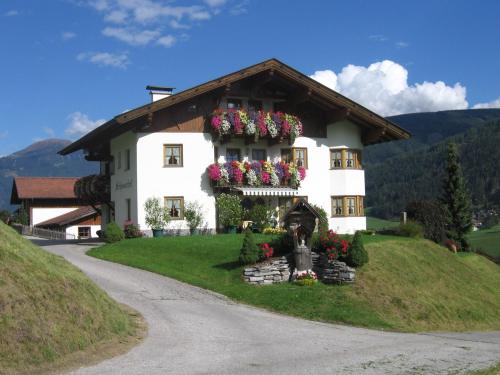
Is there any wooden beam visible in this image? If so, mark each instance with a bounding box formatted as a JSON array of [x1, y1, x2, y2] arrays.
[[362, 128, 386, 145], [289, 88, 312, 106], [326, 108, 351, 123]]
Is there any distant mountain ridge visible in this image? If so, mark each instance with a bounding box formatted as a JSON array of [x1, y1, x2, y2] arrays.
[[365, 109, 500, 218], [0, 139, 99, 210]]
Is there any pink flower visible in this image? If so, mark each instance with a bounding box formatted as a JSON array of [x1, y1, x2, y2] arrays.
[[211, 115, 222, 130], [298, 166, 306, 180], [281, 120, 291, 136], [261, 171, 270, 184], [207, 164, 221, 181], [257, 111, 267, 136], [233, 111, 243, 133], [232, 168, 243, 184]]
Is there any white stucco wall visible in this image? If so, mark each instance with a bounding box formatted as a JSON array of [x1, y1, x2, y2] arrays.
[[31, 207, 79, 226], [135, 132, 216, 233], [66, 225, 101, 239], [110, 131, 138, 227]]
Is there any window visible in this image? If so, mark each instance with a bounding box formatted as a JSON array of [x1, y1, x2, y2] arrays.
[[226, 148, 241, 162], [78, 226, 91, 239], [252, 149, 266, 161], [281, 148, 292, 163], [126, 198, 131, 221], [164, 145, 183, 167], [331, 196, 364, 217], [117, 151, 122, 169], [330, 150, 342, 169], [248, 100, 262, 111], [330, 149, 362, 169], [227, 98, 242, 109], [125, 149, 131, 170], [164, 197, 184, 220], [331, 197, 343, 216], [293, 148, 308, 168], [282, 148, 308, 168]]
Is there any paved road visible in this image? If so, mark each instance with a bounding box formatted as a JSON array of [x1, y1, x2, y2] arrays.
[[36, 240, 500, 375]]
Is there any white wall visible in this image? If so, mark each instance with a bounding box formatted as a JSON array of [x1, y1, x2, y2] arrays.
[[66, 225, 101, 239], [329, 216, 367, 234], [110, 131, 138, 228], [32, 207, 79, 226], [135, 132, 216, 233]]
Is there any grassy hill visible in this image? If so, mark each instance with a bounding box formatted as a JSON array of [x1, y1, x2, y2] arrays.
[[469, 225, 500, 262], [88, 234, 500, 332], [0, 222, 142, 374]]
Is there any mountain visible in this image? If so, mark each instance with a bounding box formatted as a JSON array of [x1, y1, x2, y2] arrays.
[[0, 139, 98, 210], [366, 109, 500, 218]]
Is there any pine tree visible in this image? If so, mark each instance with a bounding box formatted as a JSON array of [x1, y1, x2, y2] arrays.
[[441, 142, 472, 250], [346, 231, 368, 268], [239, 228, 260, 265]]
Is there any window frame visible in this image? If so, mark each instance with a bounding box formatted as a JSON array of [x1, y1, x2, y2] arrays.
[[329, 149, 362, 169], [163, 144, 183, 167], [164, 196, 184, 220], [251, 148, 267, 162], [78, 226, 91, 239], [125, 149, 131, 171], [292, 147, 308, 169], [331, 196, 364, 217]]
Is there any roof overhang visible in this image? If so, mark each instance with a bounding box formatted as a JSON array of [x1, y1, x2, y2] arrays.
[[59, 58, 411, 156]]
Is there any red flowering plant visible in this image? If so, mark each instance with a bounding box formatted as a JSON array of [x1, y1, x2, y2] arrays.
[[259, 243, 274, 259], [319, 230, 351, 260]]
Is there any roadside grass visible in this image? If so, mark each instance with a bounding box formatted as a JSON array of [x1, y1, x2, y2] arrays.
[[470, 363, 500, 375], [469, 225, 500, 261], [366, 216, 399, 230], [88, 233, 500, 332], [0, 222, 144, 375]]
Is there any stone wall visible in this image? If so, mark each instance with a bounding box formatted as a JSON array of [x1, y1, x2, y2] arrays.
[[316, 255, 356, 284], [243, 256, 291, 285]]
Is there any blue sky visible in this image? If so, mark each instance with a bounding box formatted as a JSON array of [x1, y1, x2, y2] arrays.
[[1, 0, 500, 155]]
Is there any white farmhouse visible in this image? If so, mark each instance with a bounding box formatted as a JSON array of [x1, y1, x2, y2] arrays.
[[60, 59, 410, 234]]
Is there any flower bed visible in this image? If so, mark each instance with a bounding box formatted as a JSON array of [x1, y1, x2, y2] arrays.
[[208, 160, 306, 188], [211, 108, 303, 143]]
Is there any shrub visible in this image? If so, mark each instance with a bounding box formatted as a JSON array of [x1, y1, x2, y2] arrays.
[[217, 193, 243, 228], [239, 228, 260, 265], [270, 231, 294, 256], [399, 220, 424, 238], [406, 200, 447, 243], [144, 197, 170, 230], [105, 222, 125, 243], [184, 201, 204, 234], [123, 221, 143, 238], [319, 230, 350, 260], [346, 231, 368, 267], [246, 204, 273, 232], [294, 270, 318, 286]]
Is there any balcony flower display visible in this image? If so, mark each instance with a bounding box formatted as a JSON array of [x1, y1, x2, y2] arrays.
[[207, 160, 306, 188], [211, 108, 303, 142]]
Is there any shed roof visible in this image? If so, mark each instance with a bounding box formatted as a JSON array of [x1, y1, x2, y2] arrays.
[[10, 177, 78, 204], [36, 206, 98, 227]]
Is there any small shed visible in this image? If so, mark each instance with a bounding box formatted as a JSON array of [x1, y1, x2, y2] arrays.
[[282, 199, 322, 251]]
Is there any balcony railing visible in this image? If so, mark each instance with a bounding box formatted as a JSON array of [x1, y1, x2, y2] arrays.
[[207, 160, 306, 189]]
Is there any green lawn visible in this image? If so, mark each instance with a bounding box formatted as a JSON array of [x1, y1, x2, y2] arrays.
[[366, 216, 399, 230], [88, 233, 500, 332], [469, 225, 500, 261]]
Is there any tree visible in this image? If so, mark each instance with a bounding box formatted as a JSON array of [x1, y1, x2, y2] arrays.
[[239, 228, 260, 265], [144, 197, 171, 230], [441, 142, 472, 250], [346, 231, 368, 268]]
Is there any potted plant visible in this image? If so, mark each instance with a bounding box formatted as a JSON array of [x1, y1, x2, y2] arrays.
[[216, 193, 243, 233], [184, 201, 204, 235], [144, 197, 171, 237]]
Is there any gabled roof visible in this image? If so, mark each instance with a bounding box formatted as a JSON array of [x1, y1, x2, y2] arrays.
[[36, 206, 98, 227], [59, 58, 410, 156], [283, 198, 322, 221], [10, 177, 78, 204]]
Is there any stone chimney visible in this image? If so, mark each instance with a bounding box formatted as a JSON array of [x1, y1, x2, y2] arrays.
[[146, 85, 175, 102]]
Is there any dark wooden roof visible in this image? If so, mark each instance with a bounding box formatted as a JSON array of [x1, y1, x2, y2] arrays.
[[59, 58, 410, 156], [10, 177, 79, 204]]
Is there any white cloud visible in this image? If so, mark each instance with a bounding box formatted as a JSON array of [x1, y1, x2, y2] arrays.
[[65, 112, 106, 138], [472, 98, 500, 109], [102, 27, 160, 45], [230, 1, 249, 15], [77, 51, 130, 69], [157, 35, 176, 48], [169, 19, 190, 29], [61, 31, 77, 41], [310, 60, 468, 116], [204, 0, 227, 7], [396, 41, 409, 48], [5, 10, 19, 17], [104, 9, 127, 23], [0, 130, 8, 140]]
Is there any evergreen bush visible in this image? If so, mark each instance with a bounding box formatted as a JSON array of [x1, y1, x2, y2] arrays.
[[346, 231, 368, 268], [399, 220, 424, 238], [104, 222, 125, 243], [239, 228, 260, 265]]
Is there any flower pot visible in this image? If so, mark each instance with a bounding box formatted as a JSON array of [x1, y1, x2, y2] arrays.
[[152, 229, 164, 237], [226, 225, 237, 234]]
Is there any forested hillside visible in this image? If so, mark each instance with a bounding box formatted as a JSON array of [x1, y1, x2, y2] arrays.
[[366, 118, 500, 218]]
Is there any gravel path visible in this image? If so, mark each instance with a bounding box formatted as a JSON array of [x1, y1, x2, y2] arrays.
[[36, 240, 500, 375]]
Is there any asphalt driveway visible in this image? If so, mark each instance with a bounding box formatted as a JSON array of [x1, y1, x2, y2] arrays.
[[36, 239, 500, 375]]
